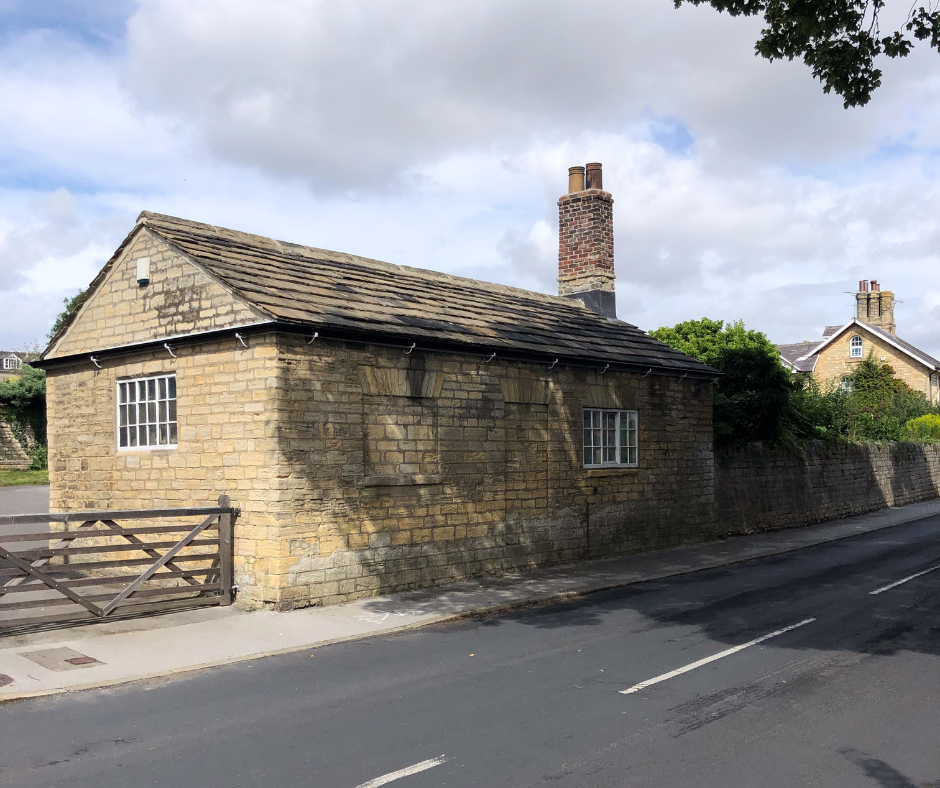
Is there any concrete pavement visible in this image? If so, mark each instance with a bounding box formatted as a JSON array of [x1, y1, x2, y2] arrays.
[[2, 495, 939, 702]]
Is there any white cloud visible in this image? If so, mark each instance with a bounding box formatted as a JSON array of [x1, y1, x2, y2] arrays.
[[0, 0, 938, 361]]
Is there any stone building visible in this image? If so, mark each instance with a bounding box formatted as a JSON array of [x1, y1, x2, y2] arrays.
[[35, 163, 719, 610], [778, 280, 940, 403]]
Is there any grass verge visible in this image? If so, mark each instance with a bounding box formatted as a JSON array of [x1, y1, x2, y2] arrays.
[[0, 469, 49, 487]]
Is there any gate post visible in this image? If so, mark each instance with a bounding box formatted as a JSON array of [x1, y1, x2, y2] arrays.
[[218, 494, 235, 605]]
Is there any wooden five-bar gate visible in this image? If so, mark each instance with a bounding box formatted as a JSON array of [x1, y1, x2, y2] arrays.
[[0, 495, 237, 632]]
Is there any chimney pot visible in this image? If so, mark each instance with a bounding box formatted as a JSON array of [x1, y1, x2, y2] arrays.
[[567, 166, 586, 194], [856, 279, 896, 334], [586, 162, 603, 190], [858, 280, 869, 292]]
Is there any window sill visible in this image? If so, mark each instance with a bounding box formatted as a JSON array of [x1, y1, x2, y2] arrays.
[[117, 447, 178, 453], [584, 467, 639, 476], [362, 474, 442, 487]]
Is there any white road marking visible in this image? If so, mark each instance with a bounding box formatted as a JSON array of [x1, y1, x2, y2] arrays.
[[353, 755, 450, 788], [870, 564, 940, 595], [619, 618, 816, 695]]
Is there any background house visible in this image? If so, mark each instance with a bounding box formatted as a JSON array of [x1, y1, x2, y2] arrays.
[[777, 280, 940, 403], [0, 351, 36, 383], [36, 164, 719, 610]]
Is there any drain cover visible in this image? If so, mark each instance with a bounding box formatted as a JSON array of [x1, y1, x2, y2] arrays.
[[0, 674, 12, 688], [66, 656, 98, 666]]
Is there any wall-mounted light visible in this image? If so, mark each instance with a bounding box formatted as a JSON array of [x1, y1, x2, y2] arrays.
[[136, 257, 151, 287]]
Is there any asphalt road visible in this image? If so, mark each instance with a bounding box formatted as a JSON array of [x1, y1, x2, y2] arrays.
[[2, 514, 940, 788], [0, 484, 49, 517]]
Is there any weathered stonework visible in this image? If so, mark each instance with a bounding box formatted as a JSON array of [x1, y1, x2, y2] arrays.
[[717, 441, 940, 534], [46, 228, 265, 360], [557, 189, 614, 297], [0, 421, 30, 469], [46, 326, 718, 610]]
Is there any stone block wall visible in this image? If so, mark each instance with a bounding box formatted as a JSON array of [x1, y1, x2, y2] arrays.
[[269, 335, 717, 609], [46, 331, 717, 610], [716, 440, 940, 535], [45, 332, 285, 609], [0, 421, 30, 469]]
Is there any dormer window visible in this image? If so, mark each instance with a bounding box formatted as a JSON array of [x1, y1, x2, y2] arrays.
[[3, 356, 22, 370], [850, 336, 863, 358]]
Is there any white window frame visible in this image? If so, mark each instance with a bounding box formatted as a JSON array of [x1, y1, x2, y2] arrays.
[[839, 377, 855, 393], [850, 335, 863, 358], [116, 374, 178, 451], [583, 408, 638, 468], [3, 356, 22, 370]]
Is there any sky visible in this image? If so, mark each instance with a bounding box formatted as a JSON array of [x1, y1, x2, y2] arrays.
[[2, 0, 940, 357]]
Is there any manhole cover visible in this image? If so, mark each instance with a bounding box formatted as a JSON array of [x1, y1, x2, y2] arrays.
[[66, 656, 98, 666], [0, 674, 12, 688]]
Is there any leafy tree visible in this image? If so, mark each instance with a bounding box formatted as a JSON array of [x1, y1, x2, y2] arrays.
[[843, 354, 934, 439], [650, 317, 795, 443], [47, 288, 86, 342], [786, 373, 851, 438], [674, 1, 940, 107]]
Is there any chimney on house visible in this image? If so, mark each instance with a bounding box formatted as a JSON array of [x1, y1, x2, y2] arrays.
[[557, 162, 615, 317], [856, 279, 896, 335]]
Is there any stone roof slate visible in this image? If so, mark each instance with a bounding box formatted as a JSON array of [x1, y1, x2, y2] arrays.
[[130, 212, 715, 376], [776, 341, 818, 373]]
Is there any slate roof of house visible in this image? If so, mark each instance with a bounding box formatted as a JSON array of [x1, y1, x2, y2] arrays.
[[55, 211, 714, 376], [776, 341, 819, 373]]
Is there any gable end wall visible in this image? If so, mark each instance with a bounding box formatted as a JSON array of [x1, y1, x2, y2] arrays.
[[47, 228, 263, 359]]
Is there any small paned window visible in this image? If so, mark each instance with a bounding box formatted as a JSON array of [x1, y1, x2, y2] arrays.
[[583, 409, 638, 468], [850, 336, 863, 358], [840, 377, 855, 393], [117, 375, 177, 450], [3, 356, 22, 370]]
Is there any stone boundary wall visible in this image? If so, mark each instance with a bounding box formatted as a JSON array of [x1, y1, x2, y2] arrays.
[[0, 421, 30, 470], [716, 441, 940, 535]]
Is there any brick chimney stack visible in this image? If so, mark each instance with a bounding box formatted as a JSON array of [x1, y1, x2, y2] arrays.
[[856, 279, 896, 334], [557, 162, 615, 317]]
